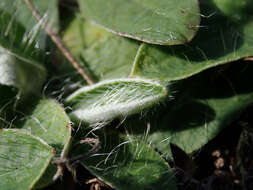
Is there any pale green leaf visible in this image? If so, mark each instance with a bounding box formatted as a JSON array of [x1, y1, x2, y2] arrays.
[[66, 78, 167, 124], [0, 49, 47, 95]]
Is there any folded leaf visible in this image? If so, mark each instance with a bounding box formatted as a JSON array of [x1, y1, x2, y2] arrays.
[[0, 49, 46, 95], [66, 78, 167, 124]]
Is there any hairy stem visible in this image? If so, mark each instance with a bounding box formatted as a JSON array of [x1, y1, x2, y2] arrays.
[[24, 0, 94, 85]]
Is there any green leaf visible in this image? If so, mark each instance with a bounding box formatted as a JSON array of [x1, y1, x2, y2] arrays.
[[20, 99, 72, 188], [79, 0, 200, 45], [65, 78, 167, 125], [81, 31, 139, 80], [0, 129, 54, 190], [63, 17, 139, 80], [22, 99, 71, 155], [76, 131, 177, 190], [131, 0, 253, 81], [63, 15, 112, 55], [127, 62, 253, 157]]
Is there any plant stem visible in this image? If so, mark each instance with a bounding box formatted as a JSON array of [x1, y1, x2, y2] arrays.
[[24, 0, 94, 85], [129, 43, 147, 77]]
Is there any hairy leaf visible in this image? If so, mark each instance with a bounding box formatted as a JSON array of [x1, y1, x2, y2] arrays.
[[76, 131, 177, 190], [131, 0, 253, 81], [0, 129, 54, 190], [66, 78, 167, 125], [0, 49, 47, 95], [79, 0, 200, 45], [22, 99, 71, 154], [20, 99, 72, 188]]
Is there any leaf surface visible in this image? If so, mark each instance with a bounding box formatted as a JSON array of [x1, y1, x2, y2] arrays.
[[126, 62, 253, 157], [22, 99, 71, 155], [63, 17, 139, 80], [131, 0, 253, 81], [0, 49, 47, 95], [79, 0, 200, 45], [75, 131, 177, 190], [21, 99, 72, 188], [0, 129, 54, 190]]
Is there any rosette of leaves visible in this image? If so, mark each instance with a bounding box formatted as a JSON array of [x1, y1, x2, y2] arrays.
[[1, 0, 253, 189]]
